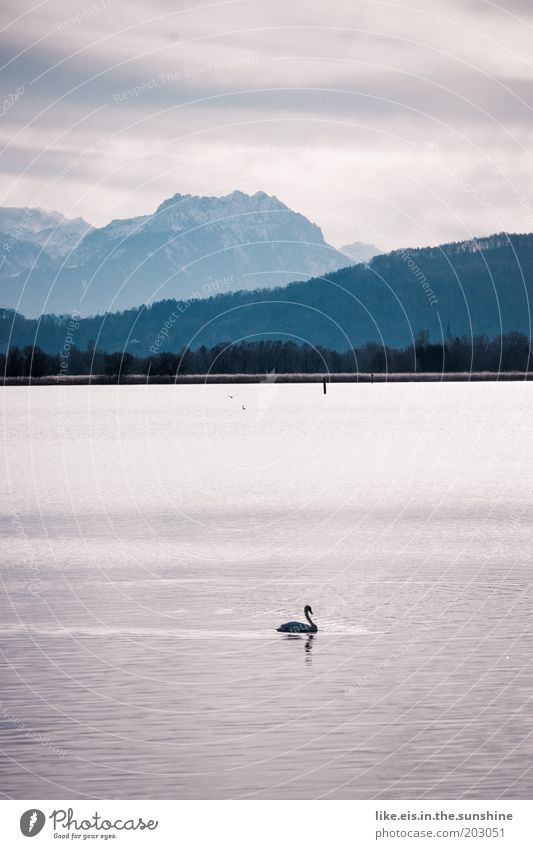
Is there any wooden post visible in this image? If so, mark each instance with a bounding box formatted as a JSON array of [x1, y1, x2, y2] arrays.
[[323, 377, 327, 394]]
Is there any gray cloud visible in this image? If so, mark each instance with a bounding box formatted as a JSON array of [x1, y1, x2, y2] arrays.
[[1, 0, 533, 247]]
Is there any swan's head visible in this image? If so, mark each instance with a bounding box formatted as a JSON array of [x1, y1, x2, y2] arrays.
[[304, 605, 313, 616]]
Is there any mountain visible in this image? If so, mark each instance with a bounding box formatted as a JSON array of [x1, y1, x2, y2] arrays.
[[0, 192, 348, 317], [0, 207, 93, 264], [2, 232, 532, 357], [0, 232, 54, 277], [339, 241, 381, 263]]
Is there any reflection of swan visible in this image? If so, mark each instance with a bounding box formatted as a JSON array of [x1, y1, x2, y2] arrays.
[[277, 605, 317, 634], [281, 633, 314, 662]]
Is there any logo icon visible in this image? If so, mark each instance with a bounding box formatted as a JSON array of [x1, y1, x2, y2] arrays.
[[20, 810, 45, 837]]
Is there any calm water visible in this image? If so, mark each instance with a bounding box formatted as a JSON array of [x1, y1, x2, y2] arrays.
[[1, 382, 532, 799]]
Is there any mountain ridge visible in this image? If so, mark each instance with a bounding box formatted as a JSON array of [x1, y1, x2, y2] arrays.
[[0, 191, 348, 316], [0, 207, 93, 263], [339, 241, 381, 263], [1, 230, 531, 356]]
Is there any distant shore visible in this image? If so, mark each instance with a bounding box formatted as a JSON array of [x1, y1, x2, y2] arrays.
[[2, 372, 533, 386]]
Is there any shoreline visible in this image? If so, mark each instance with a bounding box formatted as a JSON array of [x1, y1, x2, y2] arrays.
[[2, 371, 533, 386]]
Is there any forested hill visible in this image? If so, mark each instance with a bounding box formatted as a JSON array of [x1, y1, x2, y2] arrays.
[[1, 232, 532, 355]]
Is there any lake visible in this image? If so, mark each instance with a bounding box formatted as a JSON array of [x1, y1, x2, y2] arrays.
[[1, 382, 532, 799]]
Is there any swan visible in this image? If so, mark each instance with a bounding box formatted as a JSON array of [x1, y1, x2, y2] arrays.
[[277, 605, 317, 634]]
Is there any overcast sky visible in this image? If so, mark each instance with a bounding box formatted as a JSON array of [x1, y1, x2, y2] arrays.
[[1, 0, 533, 248]]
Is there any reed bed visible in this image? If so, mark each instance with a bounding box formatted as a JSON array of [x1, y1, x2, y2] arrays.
[[3, 371, 533, 386]]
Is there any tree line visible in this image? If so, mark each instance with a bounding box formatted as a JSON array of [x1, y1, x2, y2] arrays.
[[1, 332, 531, 379]]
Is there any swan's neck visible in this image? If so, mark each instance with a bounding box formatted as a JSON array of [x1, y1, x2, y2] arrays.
[[305, 609, 314, 626]]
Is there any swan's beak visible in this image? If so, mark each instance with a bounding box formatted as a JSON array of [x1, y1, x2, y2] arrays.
[[309, 607, 313, 615]]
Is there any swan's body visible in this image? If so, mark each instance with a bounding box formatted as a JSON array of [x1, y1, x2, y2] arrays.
[[277, 605, 317, 634]]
